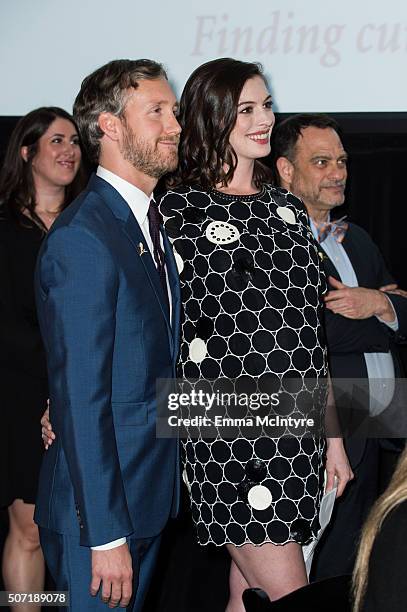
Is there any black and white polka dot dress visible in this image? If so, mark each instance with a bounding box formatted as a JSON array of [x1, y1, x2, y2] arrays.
[[159, 184, 328, 547]]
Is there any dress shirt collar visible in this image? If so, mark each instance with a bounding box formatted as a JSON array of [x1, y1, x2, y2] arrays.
[[96, 165, 151, 227]]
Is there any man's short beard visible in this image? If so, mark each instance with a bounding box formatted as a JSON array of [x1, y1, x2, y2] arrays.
[[120, 123, 178, 179]]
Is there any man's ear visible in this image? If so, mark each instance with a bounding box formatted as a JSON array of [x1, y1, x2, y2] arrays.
[[98, 112, 121, 142], [21, 146, 29, 162], [276, 156, 294, 189]]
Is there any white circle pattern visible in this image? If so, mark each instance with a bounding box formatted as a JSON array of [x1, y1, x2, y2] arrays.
[[173, 248, 184, 274], [276, 206, 297, 225], [189, 338, 207, 364], [206, 221, 241, 244], [248, 485, 273, 511]]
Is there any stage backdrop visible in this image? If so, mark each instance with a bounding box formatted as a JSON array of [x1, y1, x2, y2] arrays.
[[1, 0, 407, 115]]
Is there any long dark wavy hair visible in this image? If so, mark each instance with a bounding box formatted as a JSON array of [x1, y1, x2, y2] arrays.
[[169, 57, 272, 191], [0, 106, 85, 230]]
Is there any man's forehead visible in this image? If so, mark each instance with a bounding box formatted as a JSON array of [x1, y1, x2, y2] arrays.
[[297, 126, 345, 156]]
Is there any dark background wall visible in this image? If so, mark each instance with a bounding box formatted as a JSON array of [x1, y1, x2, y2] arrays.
[[271, 112, 407, 287], [2, 112, 406, 282], [1, 112, 407, 608]]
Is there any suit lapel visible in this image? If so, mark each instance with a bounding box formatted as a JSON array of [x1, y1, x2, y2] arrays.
[[317, 243, 341, 280], [316, 227, 362, 284], [122, 213, 171, 330], [89, 174, 172, 332], [310, 229, 342, 282]]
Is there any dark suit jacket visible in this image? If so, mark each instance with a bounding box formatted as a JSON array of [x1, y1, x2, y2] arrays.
[[362, 499, 407, 611], [319, 223, 407, 466], [34, 174, 181, 547], [0, 211, 47, 379]]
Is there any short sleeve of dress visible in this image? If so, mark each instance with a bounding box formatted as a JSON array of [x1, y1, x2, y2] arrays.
[[267, 186, 328, 299], [158, 188, 189, 242]]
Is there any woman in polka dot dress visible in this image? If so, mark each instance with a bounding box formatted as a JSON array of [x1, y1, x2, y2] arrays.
[[158, 58, 352, 607]]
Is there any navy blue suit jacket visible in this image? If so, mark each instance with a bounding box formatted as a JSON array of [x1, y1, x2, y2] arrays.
[[34, 174, 181, 547]]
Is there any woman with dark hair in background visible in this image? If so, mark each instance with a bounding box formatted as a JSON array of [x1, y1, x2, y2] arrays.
[[353, 445, 407, 611], [158, 58, 352, 610], [0, 106, 83, 611]]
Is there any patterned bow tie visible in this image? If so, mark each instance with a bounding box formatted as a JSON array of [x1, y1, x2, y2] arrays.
[[313, 216, 349, 244]]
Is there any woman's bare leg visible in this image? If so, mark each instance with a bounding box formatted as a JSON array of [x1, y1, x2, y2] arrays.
[[2, 499, 45, 612], [225, 541, 307, 611], [226, 559, 250, 612]]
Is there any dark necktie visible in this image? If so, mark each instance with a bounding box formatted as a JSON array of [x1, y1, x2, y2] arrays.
[[313, 216, 349, 243], [147, 198, 170, 313]]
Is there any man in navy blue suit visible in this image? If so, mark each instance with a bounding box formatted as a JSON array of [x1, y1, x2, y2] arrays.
[[271, 113, 407, 579], [34, 59, 181, 610]]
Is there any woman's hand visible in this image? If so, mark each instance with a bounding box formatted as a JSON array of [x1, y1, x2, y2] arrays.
[[41, 401, 55, 450], [325, 438, 354, 498]]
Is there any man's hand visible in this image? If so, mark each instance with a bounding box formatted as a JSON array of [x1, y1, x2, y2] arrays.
[[41, 403, 55, 449], [325, 438, 354, 498], [379, 283, 407, 299], [91, 543, 133, 608], [324, 276, 396, 321]]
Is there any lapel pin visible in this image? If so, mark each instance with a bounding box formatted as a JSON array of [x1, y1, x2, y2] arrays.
[[318, 251, 328, 262], [138, 242, 146, 256]]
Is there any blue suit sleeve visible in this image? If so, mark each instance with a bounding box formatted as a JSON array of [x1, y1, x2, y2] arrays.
[[37, 225, 133, 546]]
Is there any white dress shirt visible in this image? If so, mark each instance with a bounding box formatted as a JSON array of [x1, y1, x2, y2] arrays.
[[310, 218, 398, 416], [97, 166, 152, 252], [92, 166, 171, 550]]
